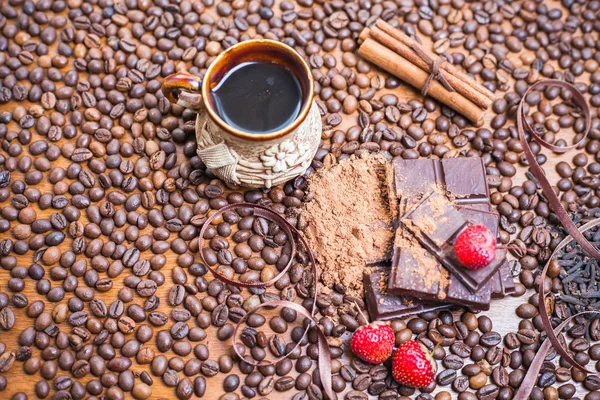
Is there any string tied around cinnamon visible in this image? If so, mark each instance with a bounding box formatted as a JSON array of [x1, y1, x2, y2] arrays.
[[408, 42, 455, 97]]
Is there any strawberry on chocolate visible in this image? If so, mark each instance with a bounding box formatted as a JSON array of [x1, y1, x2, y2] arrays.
[[454, 225, 497, 270], [350, 321, 394, 364], [392, 340, 437, 388]]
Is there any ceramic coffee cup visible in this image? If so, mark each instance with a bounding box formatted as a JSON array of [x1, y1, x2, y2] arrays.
[[163, 39, 321, 189]]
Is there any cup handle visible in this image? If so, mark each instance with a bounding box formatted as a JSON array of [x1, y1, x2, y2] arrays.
[[162, 72, 204, 110]]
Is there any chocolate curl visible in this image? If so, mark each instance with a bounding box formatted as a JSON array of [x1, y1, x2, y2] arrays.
[[517, 80, 597, 262], [514, 220, 600, 400], [512, 79, 600, 400], [197, 203, 334, 400]]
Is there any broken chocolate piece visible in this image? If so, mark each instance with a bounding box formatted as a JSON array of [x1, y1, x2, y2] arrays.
[[491, 261, 515, 298], [363, 265, 451, 320], [388, 226, 493, 311], [388, 231, 443, 302], [401, 191, 506, 292], [499, 261, 516, 295], [490, 270, 503, 299]]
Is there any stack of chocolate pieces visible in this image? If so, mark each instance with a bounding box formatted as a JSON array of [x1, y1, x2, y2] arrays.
[[364, 158, 515, 320]]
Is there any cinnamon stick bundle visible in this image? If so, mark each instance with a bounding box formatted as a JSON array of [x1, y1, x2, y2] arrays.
[[358, 20, 494, 126]]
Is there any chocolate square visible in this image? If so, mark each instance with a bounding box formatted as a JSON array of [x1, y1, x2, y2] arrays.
[[440, 158, 489, 201], [388, 231, 442, 302], [401, 192, 506, 293], [363, 264, 451, 320], [408, 191, 467, 247]]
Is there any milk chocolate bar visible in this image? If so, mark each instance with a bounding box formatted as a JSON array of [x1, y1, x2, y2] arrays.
[[401, 191, 506, 292], [363, 265, 451, 320]]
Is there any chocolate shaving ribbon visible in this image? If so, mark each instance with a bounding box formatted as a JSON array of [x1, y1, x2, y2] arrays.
[[514, 79, 600, 400], [198, 203, 334, 400], [409, 43, 454, 97]]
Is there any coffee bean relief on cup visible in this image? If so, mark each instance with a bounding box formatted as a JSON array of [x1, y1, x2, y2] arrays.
[[210, 61, 303, 134]]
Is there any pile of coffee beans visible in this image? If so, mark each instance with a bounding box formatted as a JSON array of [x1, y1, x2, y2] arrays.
[[2, 0, 600, 398]]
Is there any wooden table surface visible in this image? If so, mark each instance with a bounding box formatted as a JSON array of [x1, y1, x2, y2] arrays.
[[0, 1, 597, 399]]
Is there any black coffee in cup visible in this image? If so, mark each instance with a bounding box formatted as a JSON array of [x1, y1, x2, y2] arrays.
[[210, 61, 303, 134]]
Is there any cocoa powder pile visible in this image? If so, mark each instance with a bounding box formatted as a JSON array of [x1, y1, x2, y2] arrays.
[[303, 155, 394, 295]]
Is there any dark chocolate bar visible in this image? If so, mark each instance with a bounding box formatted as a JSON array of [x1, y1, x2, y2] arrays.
[[389, 158, 489, 208], [377, 157, 511, 313], [388, 158, 506, 292], [455, 202, 515, 297], [388, 227, 492, 310], [401, 191, 506, 292], [364, 265, 451, 320], [388, 230, 443, 302]]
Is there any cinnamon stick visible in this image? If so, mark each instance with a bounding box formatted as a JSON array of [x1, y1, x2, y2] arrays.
[[367, 25, 493, 110], [374, 20, 494, 104], [357, 38, 485, 125]]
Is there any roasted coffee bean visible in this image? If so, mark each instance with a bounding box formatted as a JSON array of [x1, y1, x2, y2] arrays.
[[585, 375, 600, 391], [223, 374, 241, 392], [212, 304, 229, 327], [437, 369, 457, 385], [538, 371, 557, 388], [443, 355, 464, 370], [275, 376, 295, 391], [516, 329, 537, 345], [258, 376, 275, 396], [478, 384, 500, 400], [503, 333, 519, 349], [341, 365, 358, 382], [451, 342, 471, 358], [369, 365, 387, 382], [0, 352, 16, 372], [558, 383, 576, 398], [453, 375, 469, 393], [345, 391, 368, 400], [201, 360, 219, 377], [0, 308, 15, 330], [168, 285, 185, 306], [480, 332, 502, 347], [492, 367, 509, 387], [516, 303, 537, 319], [352, 374, 371, 391]]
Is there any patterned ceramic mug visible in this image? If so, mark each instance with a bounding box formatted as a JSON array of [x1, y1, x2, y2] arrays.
[[163, 39, 322, 189]]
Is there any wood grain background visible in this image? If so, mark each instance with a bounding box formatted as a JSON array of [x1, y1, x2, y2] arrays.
[[0, 0, 597, 399]]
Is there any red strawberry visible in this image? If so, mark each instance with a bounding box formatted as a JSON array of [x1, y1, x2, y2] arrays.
[[392, 340, 437, 388], [350, 322, 394, 364], [454, 224, 497, 270]]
